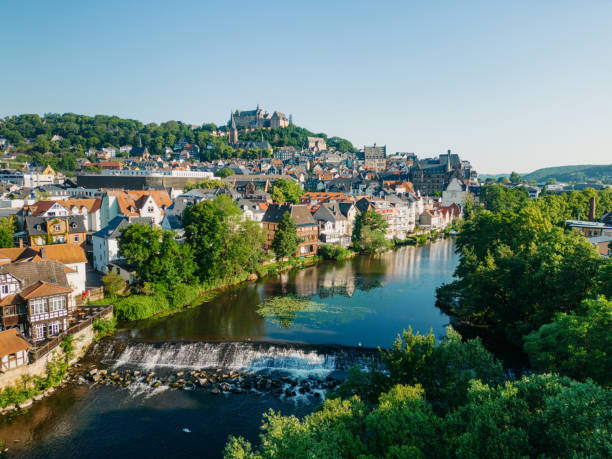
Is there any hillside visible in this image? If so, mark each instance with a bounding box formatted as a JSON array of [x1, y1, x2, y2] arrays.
[[0, 113, 356, 169], [522, 164, 612, 183]]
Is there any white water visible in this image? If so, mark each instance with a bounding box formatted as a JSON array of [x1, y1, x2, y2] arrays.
[[109, 341, 348, 378]]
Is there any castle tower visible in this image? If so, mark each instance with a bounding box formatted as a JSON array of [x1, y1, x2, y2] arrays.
[[228, 111, 238, 145]]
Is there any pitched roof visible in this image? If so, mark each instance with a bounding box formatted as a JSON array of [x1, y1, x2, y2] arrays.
[[105, 189, 172, 216], [24, 215, 87, 236], [92, 216, 154, 239], [0, 260, 69, 288], [262, 204, 316, 227], [19, 281, 71, 299], [0, 244, 86, 265], [0, 329, 29, 357]]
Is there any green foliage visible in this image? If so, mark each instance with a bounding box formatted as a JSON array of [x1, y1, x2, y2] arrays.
[[60, 334, 75, 361], [509, 171, 522, 184], [92, 317, 117, 341], [183, 178, 229, 191], [524, 296, 612, 387], [444, 374, 612, 458], [183, 195, 266, 282], [0, 217, 16, 248], [270, 179, 303, 204], [352, 210, 390, 253], [102, 272, 126, 296], [271, 212, 300, 260], [119, 223, 196, 287], [214, 168, 234, 178], [479, 184, 529, 213], [238, 125, 356, 153], [523, 163, 612, 183], [381, 327, 505, 411], [318, 244, 349, 260], [436, 205, 603, 345], [112, 293, 171, 321]]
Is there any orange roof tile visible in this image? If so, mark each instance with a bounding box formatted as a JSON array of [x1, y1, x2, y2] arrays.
[[19, 281, 71, 300], [0, 329, 29, 357]]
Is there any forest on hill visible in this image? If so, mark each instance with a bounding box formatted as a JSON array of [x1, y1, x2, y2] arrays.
[[522, 164, 612, 183], [0, 113, 356, 169]]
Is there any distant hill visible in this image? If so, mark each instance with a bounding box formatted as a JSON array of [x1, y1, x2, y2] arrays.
[[522, 164, 612, 183]]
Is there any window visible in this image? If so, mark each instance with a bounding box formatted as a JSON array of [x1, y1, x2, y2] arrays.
[[34, 323, 46, 340], [74, 234, 79, 242], [4, 306, 16, 316], [147, 207, 154, 213], [54, 224, 61, 231], [31, 298, 46, 315], [1, 285, 7, 295], [49, 321, 61, 336], [49, 296, 65, 312]]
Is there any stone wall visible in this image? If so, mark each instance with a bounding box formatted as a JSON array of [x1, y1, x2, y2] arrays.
[[0, 324, 95, 389]]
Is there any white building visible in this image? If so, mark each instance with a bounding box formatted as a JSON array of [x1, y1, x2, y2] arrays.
[[442, 177, 468, 207]]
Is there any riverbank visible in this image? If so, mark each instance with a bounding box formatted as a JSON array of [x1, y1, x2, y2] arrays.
[[0, 306, 113, 416]]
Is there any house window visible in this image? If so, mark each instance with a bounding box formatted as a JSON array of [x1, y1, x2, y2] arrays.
[[1, 285, 7, 295], [147, 207, 154, 213], [34, 323, 46, 340], [49, 321, 61, 336], [55, 224, 61, 231], [31, 298, 46, 315], [49, 296, 65, 312], [74, 234, 79, 242], [4, 306, 16, 316]]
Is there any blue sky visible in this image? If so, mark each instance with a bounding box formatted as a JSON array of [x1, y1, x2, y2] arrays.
[[1, 1, 611, 173]]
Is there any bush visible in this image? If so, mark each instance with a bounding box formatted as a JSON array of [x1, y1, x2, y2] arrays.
[[93, 317, 117, 340], [318, 244, 350, 261], [113, 294, 170, 321], [102, 272, 126, 296], [165, 283, 200, 308]]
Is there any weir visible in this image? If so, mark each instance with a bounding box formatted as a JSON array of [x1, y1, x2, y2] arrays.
[[90, 339, 382, 377]]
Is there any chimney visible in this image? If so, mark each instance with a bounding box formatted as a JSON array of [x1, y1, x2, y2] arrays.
[[589, 197, 596, 221]]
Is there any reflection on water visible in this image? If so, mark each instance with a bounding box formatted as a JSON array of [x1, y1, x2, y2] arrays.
[[125, 239, 458, 348]]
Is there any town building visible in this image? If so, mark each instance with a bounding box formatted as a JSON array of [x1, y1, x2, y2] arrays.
[[23, 215, 87, 247], [262, 204, 318, 257], [364, 145, 387, 172], [0, 329, 30, 371], [229, 106, 289, 130]]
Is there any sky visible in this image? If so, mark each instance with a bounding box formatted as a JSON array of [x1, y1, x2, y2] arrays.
[[1, 1, 611, 174]]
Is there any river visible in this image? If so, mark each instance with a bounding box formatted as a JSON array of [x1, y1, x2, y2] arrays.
[[0, 240, 457, 458]]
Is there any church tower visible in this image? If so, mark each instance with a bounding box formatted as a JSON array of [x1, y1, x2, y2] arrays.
[[228, 111, 239, 145]]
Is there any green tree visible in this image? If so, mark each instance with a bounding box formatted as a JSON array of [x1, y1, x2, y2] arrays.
[[524, 296, 612, 387], [270, 179, 303, 204], [118, 223, 195, 286], [480, 184, 528, 213], [214, 167, 234, 178], [509, 171, 522, 184], [0, 217, 16, 248], [352, 210, 389, 253], [102, 272, 126, 296], [271, 212, 300, 260], [183, 195, 266, 281], [436, 205, 603, 345]]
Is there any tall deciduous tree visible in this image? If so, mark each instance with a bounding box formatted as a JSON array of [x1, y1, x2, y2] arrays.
[[524, 296, 612, 387], [118, 223, 195, 286], [352, 209, 389, 253], [0, 217, 16, 248], [271, 212, 300, 260], [270, 179, 303, 204]]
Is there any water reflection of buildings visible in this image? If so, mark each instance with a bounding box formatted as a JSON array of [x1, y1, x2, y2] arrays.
[[263, 239, 456, 300]]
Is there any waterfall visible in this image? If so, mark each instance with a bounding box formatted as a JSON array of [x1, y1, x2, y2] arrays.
[[92, 340, 381, 378]]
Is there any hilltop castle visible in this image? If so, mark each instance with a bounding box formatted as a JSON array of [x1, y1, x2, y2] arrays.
[[229, 106, 289, 131]]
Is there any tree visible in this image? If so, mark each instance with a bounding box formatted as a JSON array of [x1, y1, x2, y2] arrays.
[[509, 171, 522, 184], [352, 210, 389, 253], [270, 179, 303, 204], [214, 168, 234, 178], [524, 296, 612, 387], [102, 272, 126, 296], [0, 217, 16, 248], [436, 205, 603, 345], [183, 195, 266, 281], [118, 223, 195, 286], [479, 185, 528, 213], [271, 212, 300, 260]]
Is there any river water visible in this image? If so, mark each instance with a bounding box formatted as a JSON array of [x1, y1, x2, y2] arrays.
[[0, 240, 457, 458]]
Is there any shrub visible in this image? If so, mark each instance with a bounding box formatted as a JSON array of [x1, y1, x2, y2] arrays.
[[165, 283, 200, 308], [319, 244, 350, 261], [113, 294, 170, 321], [102, 272, 126, 296], [93, 317, 117, 341]]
